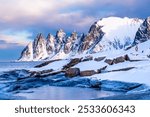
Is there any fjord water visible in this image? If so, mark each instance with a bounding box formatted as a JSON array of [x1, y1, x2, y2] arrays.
[[0, 62, 117, 100], [0, 61, 42, 72], [15, 86, 117, 100]]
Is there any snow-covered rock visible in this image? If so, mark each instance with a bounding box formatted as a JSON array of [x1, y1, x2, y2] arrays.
[[19, 42, 33, 61], [133, 17, 150, 45], [32, 33, 48, 60], [91, 17, 143, 53], [46, 33, 55, 55]]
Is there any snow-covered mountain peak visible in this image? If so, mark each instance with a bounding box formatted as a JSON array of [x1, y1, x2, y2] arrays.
[[19, 42, 33, 61], [32, 33, 48, 60], [96, 17, 142, 39], [56, 29, 66, 41], [70, 32, 77, 39], [19, 16, 150, 61], [89, 17, 143, 53], [46, 33, 55, 55], [133, 17, 150, 45]]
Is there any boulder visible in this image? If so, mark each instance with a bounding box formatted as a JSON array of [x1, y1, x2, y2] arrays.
[[80, 70, 96, 76], [105, 55, 130, 65], [124, 54, 130, 61], [90, 79, 101, 88], [97, 66, 107, 73], [82, 55, 93, 62], [94, 56, 106, 62], [113, 56, 125, 64], [63, 58, 81, 70], [104, 59, 114, 65], [65, 68, 80, 77], [35, 59, 61, 68], [30, 69, 53, 77]]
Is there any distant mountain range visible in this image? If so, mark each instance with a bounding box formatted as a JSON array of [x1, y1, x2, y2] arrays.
[[19, 16, 150, 61]]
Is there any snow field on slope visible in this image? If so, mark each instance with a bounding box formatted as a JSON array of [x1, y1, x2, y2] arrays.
[[97, 17, 143, 44]]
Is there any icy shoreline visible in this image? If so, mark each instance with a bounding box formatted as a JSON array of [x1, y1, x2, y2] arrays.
[[0, 68, 150, 100]]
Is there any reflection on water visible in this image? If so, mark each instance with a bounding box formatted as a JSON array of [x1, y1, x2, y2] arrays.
[[16, 85, 120, 100]]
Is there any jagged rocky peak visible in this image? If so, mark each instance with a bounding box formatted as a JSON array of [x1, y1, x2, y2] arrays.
[[33, 33, 48, 60], [54, 29, 66, 53], [79, 21, 104, 53], [46, 33, 55, 55], [90, 17, 143, 53], [64, 32, 78, 54], [133, 17, 150, 45], [19, 42, 33, 61], [70, 32, 78, 40], [56, 29, 66, 42], [19, 16, 150, 61]]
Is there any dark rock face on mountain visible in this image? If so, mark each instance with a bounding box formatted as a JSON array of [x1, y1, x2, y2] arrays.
[[64, 32, 78, 54], [55, 29, 66, 53], [32, 33, 48, 60], [19, 42, 33, 61], [46, 34, 55, 55], [78, 22, 105, 53], [133, 17, 150, 45]]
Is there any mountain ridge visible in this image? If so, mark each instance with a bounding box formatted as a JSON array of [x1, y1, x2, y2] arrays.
[[19, 16, 150, 61]]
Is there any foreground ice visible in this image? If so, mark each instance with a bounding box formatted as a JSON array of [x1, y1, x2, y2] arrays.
[[0, 56, 150, 100], [0, 68, 149, 100]]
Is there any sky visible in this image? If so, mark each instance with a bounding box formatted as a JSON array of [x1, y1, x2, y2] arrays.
[[0, 0, 150, 61]]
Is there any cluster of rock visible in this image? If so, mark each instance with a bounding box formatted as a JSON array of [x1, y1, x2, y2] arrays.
[[28, 54, 134, 78], [104, 54, 130, 65]]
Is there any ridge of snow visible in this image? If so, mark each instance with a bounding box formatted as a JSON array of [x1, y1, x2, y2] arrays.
[[97, 17, 143, 43], [92, 17, 143, 53]]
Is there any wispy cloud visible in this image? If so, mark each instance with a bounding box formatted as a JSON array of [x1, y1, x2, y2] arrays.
[[0, 30, 32, 47], [0, 0, 149, 60], [0, 0, 149, 33]]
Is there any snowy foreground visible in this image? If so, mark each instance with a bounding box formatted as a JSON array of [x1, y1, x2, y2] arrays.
[[1, 41, 150, 100]]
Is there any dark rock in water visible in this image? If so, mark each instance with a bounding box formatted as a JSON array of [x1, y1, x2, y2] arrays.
[[90, 79, 101, 88], [94, 56, 105, 62], [82, 55, 93, 62], [80, 70, 96, 76], [113, 56, 125, 64], [104, 59, 114, 65], [63, 58, 82, 69], [65, 68, 80, 77]]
